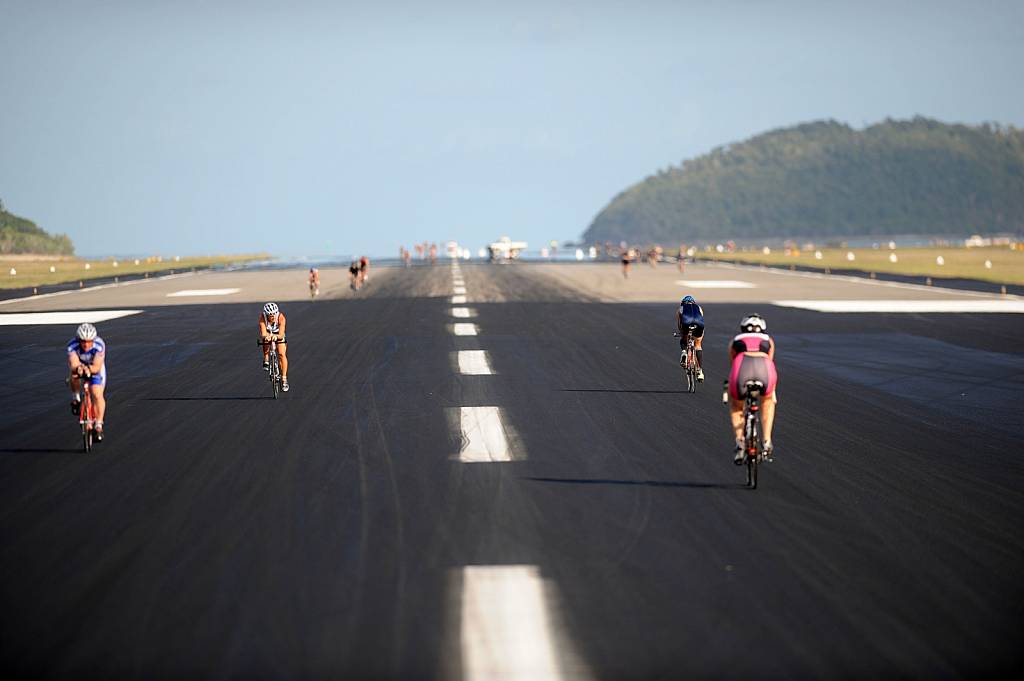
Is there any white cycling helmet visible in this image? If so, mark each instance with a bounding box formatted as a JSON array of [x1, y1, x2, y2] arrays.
[[740, 313, 766, 333], [263, 302, 279, 317], [76, 322, 97, 340]]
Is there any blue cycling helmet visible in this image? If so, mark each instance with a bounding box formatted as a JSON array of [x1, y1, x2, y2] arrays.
[[681, 295, 696, 304]]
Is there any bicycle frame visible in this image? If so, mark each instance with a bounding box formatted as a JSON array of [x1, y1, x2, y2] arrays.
[[682, 326, 698, 393], [76, 374, 97, 452], [742, 381, 765, 488], [262, 338, 283, 398]]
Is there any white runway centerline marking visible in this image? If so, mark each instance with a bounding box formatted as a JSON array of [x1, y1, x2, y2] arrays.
[[453, 323, 479, 336], [453, 286, 467, 294], [451, 307, 475, 318], [675, 280, 756, 289], [452, 295, 467, 304], [774, 299, 1024, 313], [457, 407, 512, 462], [0, 310, 143, 325], [459, 565, 575, 681], [458, 350, 494, 375], [166, 288, 240, 297]]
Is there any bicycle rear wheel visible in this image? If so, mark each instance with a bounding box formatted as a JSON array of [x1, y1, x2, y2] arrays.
[[746, 414, 761, 489]]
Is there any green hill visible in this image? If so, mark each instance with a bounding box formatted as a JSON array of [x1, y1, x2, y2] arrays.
[[584, 118, 1024, 244], [0, 200, 75, 255]]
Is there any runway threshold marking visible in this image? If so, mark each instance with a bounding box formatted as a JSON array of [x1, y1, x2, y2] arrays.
[[774, 299, 1024, 313], [453, 323, 479, 336], [460, 565, 578, 681], [675, 280, 756, 288], [452, 295, 468, 304], [456, 406, 512, 462], [166, 288, 241, 297], [458, 350, 494, 375], [0, 310, 143, 325], [452, 307, 476, 318]]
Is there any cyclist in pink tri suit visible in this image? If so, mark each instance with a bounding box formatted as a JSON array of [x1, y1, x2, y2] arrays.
[[727, 313, 777, 464]]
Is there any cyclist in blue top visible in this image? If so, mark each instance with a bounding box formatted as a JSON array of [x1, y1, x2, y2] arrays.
[[676, 295, 705, 382], [67, 322, 107, 440]]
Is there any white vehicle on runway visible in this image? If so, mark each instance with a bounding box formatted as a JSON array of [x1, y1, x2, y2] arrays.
[[487, 236, 527, 262]]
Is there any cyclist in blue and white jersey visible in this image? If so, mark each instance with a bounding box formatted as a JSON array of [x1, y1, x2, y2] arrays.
[[676, 294, 705, 382], [67, 322, 107, 440]]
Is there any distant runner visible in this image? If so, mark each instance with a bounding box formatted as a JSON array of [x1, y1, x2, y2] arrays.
[[358, 256, 370, 286], [349, 261, 361, 289], [308, 267, 320, 297]]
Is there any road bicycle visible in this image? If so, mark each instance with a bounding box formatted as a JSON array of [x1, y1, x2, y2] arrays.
[[738, 379, 767, 489], [71, 370, 99, 452], [309, 282, 319, 300], [674, 326, 699, 393], [260, 337, 285, 399]]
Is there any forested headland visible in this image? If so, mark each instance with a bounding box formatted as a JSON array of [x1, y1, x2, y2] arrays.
[[584, 118, 1024, 244], [0, 199, 75, 255]]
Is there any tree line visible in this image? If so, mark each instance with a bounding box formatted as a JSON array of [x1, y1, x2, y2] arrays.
[[583, 117, 1024, 243], [0, 199, 75, 255]]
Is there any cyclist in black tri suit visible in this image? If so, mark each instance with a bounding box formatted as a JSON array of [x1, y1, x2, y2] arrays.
[[677, 294, 705, 382]]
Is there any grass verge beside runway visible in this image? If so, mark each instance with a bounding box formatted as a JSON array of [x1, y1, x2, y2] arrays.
[[1, 254, 267, 289], [694, 246, 1024, 285]]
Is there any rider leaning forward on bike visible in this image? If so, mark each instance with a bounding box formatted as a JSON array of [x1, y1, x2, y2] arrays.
[[676, 294, 705, 382], [67, 323, 107, 441], [259, 302, 289, 392], [728, 313, 778, 464]]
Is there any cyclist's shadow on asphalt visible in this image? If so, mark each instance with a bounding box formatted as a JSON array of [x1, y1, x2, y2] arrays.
[[144, 396, 275, 401], [525, 477, 748, 490]]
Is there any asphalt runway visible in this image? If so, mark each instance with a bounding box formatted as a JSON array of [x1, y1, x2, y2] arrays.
[[1, 262, 1022, 679]]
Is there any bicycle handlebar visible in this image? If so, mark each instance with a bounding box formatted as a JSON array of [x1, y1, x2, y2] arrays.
[[257, 336, 286, 346]]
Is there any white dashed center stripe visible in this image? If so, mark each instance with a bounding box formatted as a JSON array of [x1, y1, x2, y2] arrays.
[[457, 350, 494, 375], [459, 565, 586, 681], [455, 407, 513, 462], [453, 323, 478, 336]]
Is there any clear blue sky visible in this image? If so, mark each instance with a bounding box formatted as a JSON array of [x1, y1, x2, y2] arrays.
[[2, 0, 1022, 257]]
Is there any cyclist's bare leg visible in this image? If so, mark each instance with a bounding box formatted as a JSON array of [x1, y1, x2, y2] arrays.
[[730, 399, 744, 442], [694, 336, 703, 367], [278, 343, 289, 378], [69, 374, 82, 398], [91, 383, 106, 424], [761, 395, 776, 444]]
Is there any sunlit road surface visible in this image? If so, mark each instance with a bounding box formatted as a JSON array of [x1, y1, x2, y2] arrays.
[[1, 261, 1022, 678]]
